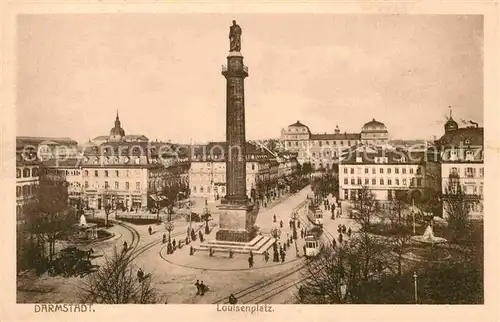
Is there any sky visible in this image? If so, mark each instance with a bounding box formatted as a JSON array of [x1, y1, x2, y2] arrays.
[[17, 14, 483, 144]]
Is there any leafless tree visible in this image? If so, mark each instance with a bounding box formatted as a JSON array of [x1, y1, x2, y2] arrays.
[[79, 247, 158, 304], [23, 176, 76, 262], [102, 187, 116, 227], [444, 173, 474, 243], [297, 232, 389, 304], [297, 243, 359, 304], [352, 186, 380, 232]]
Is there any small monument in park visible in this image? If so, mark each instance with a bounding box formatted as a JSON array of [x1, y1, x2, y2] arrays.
[[412, 222, 447, 244], [77, 214, 98, 240]]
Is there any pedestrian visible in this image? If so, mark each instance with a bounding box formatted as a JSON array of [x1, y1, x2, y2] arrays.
[[273, 214, 276, 223], [264, 251, 269, 263], [199, 230, 203, 242], [297, 220, 300, 228], [194, 279, 200, 295], [229, 293, 238, 305], [342, 225, 347, 234], [338, 233, 343, 244], [172, 238, 176, 248], [280, 220, 283, 229], [347, 227, 352, 237], [123, 241, 128, 252], [332, 238, 337, 248], [248, 255, 254, 269], [303, 245, 306, 256], [137, 268, 144, 282], [281, 251, 286, 263], [162, 233, 166, 244], [300, 230, 304, 239], [200, 281, 206, 296], [148, 226, 152, 235]]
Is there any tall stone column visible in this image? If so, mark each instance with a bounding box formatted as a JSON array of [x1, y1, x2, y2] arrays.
[[216, 22, 255, 242], [221, 52, 249, 204]]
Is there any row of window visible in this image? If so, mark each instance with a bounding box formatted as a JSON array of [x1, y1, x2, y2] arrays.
[[448, 149, 483, 161], [449, 167, 484, 178], [343, 177, 423, 187], [343, 167, 421, 175], [343, 189, 399, 201], [84, 181, 141, 191], [16, 168, 39, 179], [83, 169, 140, 178], [288, 140, 356, 147], [16, 184, 37, 197], [191, 185, 225, 194]]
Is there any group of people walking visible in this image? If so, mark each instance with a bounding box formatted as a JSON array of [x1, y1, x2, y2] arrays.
[[194, 280, 208, 296]]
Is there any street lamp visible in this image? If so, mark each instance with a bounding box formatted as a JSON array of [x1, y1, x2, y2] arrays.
[[412, 198, 417, 235], [413, 271, 418, 304], [203, 200, 211, 235], [164, 220, 174, 253]]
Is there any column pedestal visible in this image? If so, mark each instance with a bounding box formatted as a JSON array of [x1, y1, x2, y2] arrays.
[[216, 202, 255, 242]]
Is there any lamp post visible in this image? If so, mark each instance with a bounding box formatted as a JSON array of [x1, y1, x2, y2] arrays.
[[413, 271, 418, 304], [203, 200, 211, 235], [412, 198, 416, 235], [164, 220, 174, 243]]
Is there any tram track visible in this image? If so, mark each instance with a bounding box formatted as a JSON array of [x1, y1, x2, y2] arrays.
[[212, 200, 311, 305]]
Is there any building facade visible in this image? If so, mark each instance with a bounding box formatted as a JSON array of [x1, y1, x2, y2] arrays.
[[92, 112, 149, 145], [339, 145, 438, 202], [280, 121, 361, 170], [434, 114, 484, 217], [360, 118, 389, 145], [188, 142, 298, 202], [16, 151, 40, 221]]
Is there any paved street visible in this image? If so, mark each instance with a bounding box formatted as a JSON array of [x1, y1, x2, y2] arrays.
[[17, 184, 366, 304]]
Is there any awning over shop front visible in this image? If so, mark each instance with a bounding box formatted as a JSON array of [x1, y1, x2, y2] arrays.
[[150, 194, 167, 202]]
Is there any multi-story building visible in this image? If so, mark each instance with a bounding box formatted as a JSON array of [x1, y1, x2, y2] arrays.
[[339, 145, 438, 202], [434, 113, 484, 217], [16, 149, 40, 221], [92, 112, 149, 145], [360, 118, 389, 145], [41, 158, 85, 208], [280, 121, 361, 170], [16, 136, 79, 158], [80, 141, 187, 211], [277, 151, 299, 178], [77, 116, 189, 211], [187, 141, 300, 202]]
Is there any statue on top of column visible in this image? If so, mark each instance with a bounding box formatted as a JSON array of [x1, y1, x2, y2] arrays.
[[229, 20, 242, 52]]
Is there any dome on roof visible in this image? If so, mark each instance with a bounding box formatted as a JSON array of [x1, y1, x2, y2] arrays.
[[363, 118, 385, 127], [110, 127, 125, 136], [362, 118, 387, 132], [444, 117, 458, 133], [109, 111, 126, 139], [289, 120, 308, 128]]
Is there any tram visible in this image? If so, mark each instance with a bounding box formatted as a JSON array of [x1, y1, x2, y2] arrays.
[[307, 207, 324, 226], [304, 226, 329, 257]]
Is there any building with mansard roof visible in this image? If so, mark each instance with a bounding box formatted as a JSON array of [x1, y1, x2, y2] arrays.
[[188, 141, 298, 204], [338, 144, 440, 202], [92, 112, 149, 145], [280, 121, 361, 170], [432, 110, 483, 218], [360, 118, 389, 145]]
